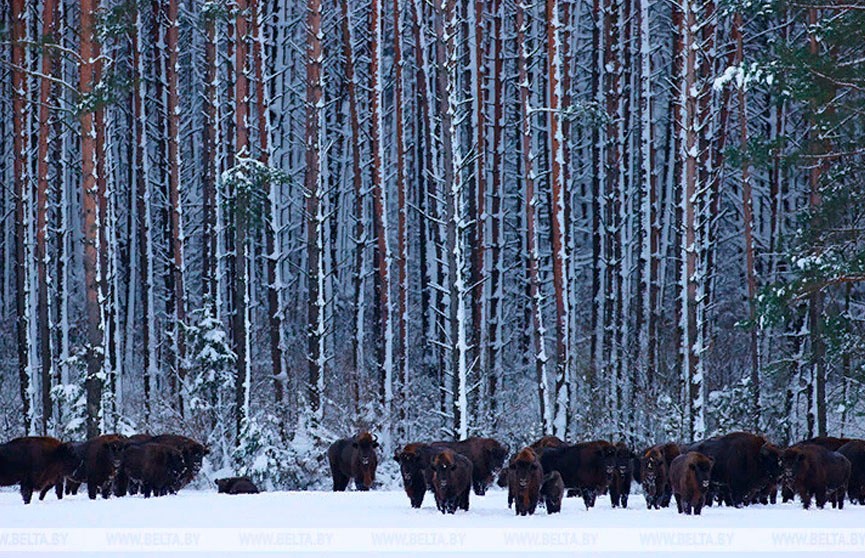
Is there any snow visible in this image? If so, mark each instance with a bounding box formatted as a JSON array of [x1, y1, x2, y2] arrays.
[[2, 489, 865, 554]]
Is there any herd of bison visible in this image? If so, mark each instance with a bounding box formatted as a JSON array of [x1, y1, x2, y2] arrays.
[[2, 430, 864, 518], [334, 431, 865, 516]]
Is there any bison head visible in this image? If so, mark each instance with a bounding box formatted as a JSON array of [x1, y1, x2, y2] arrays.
[[781, 447, 808, 485], [640, 449, 663, 493], [615, 444, 635, 479], [691, 455, 714, 491], [602, 444, 617, 480], [394, 444, 428, 486], [759, 443, 783, 483], [432, 449, 460, 492], [104, 437, 129, 471], [509, 448, 540, 490], [352, 432, 378, 489]]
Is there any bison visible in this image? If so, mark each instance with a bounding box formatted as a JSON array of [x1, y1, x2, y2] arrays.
[[609, 443, 636, 508], [216, 476, 260, 495], [80, 434, 128, 500], [431, 449, 472, 514], [837, 440, 865, 505], [541, 470, 565, 514], [431, 437, 507, 496], [120, 442, 187, 498], [507, 447, 543, 516], [328, 432, 379, 492], [799, 436, 852, 452], [394, 443, 442, 508], [0, 437, 78, 504], [669, 451, 714, 515], [539, 440, 615, 509], [781, 444, 851, 510], [530, 436, 568, 452], [637, 443, 680, 510], [685, 431, 773, 507], [150, 434, 209, 489]]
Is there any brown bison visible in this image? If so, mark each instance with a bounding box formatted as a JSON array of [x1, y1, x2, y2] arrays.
[[216, 476, 260, 494], [80, 434, 128, 500], [541, 470, 565, 514], [750, 443, 783, 505], [837, 440, 865, 505], [637, 443, 680, 509], [530, 436, 567, 452], [120, 442, 187, 498], [393, 443, 441, 507], [431, 449, 472, 514], [781, 444, 851, 509], [609, 443, 636, 508], [669, 451, 714, 515], [507, 447, 543, 516], [0, 437, 77, 504], [685, 431, 774, 507], [799, 436, 852, 451], [432, 437, 507, 496], [538, 440, 616, 509], [328, 432, 379, 491], [149, 434, 209, 488]]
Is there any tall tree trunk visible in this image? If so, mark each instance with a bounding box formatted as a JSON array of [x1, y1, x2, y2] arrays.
[[36, 0, 58, 434], [369, 0, 394, 439], [203, 11, 219, 312], [11, 0, 35, 435], [80, 0, 105, 438], [469, 0, 486, 394], [545, 0, 571, 437], [518, 0, 552, 434], [305, 0, 326, 429]]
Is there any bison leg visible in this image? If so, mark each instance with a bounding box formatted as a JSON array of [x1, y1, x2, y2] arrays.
[[799, 490, 811, 510], [87, 482, 99, 500], [55, 481, 63, 500], [101, 483, 113, 499], [114, 471, 129, 497], [39, 485, 52, 501], [674, 494, 682, 514], [331, 471, 349, 492], [20, 481, 34, 505], [621, 493, 629, 508], [609, 483, 620, 509]]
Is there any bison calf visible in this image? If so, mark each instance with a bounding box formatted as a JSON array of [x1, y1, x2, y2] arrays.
[[507, 448, 543, 516], [328, 432, 379, 492], [639, 443, 680, 510], [432, 450, 472, 514], [609, 443, 636, 508], [669, 452, 714, 515], [781, 444, 850, 510], [541, 471, 565, 514], [216, 476, 260, 494]]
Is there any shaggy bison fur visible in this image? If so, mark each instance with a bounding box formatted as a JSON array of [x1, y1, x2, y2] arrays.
[[328, 432, 379, 491], [431, 449, 472, 514], [540, 470, 565, 514], [539, 440, 616, 510], [637, 443, 680, 510], [507, 447, 543, 516], [781, 444, 851, 510], [0, 437, 78, 504], [669, 452, 714, 515]]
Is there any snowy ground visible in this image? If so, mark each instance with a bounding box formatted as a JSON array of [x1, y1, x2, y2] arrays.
[[1, 488, 864, 555]]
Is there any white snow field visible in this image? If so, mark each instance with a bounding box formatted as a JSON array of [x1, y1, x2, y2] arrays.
[[1, 488, 865, 555]]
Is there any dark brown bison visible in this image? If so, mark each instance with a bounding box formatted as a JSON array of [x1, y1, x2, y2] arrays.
[[750, 443, 783, 505], [637, 443, 680, 509], [216, 476, 260, 494], [609, 443, 636, 508], [393, 443, 441, 508], [432, 437, 507, 496], [541, 470, 565, 514], [781, 444, 851, 510], [685, 432, 773, 507], [81, 434, 128, 500], [62, 441, 88, 496], [150, 434, 209, 488], [799, 436, 852, 451], [538, 440, 615, 509], [431, 449, 472, 514], [328, 432, 379, 491], [120, 443, 187, 498], [669, 452, 714, 515], [507, 447, 543, 516], [530, 436, 567, 452], [837, 440, 865, 505], [0, 437, 78, 504]]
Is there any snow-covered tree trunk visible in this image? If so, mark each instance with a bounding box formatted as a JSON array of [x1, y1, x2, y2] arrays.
[[517, 0, 552, 435], [11, 0, 35, 435], [80, 0, 105, 438], [545, 0, 571, 437], [305, 0, 326, 429], [369, 0, 394, 440], [35, 0, 58, 435], [341, 0, 363, 417], [203, 9, 220, 313]]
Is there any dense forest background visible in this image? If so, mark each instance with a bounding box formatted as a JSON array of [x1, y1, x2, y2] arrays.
[[0, 0, 863, 488]]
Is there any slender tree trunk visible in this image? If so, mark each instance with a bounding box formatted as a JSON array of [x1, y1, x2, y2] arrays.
[[518, 0, 552, 434], [469, 0, 486, 393], [545, 0, 571, 437], [203, 12, 219, 311], [80, 0, 105, 438], [305, 0, 326, 429]]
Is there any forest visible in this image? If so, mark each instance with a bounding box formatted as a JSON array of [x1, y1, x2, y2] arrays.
[[0, 0, 863, 488]]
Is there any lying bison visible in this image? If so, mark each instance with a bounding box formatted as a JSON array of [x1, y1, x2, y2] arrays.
[[507, 447, 543, 516], [781, 444, 850, 510], [328, 432, 379, 491], [216, 476, 260, 495], [431, 449, 472, 514], [670, 451, 714, 515], [539, 440, 615, 509], [0, 437, 77, 504], [637, 443, 680, 509]]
